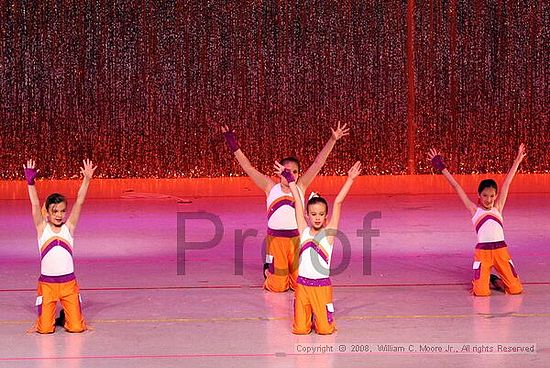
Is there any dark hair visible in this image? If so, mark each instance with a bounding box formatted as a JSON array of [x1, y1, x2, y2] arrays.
[[45, 193, 67, 211], [478, 179, 498, 194], [307, 195, 328, 213], [280, 156, 301, 173]]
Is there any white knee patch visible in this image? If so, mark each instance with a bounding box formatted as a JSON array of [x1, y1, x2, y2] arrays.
[[472, 261, 481, 270], [35, 296, 43, 306], [326, 303, 335, 313], [265, 254, 274, 264]]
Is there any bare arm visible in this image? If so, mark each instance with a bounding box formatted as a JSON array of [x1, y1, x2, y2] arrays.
[[234, 150, 275, 194], [222, 125, 275, 194], [24, 159, 45, 231], [274, 162, 307, 233], [495, 144, 526, 212], [428, 149, 477, 215], [326, 161, 361, 243], [298, 122, 350, 191], [66, 159, 97, 234]]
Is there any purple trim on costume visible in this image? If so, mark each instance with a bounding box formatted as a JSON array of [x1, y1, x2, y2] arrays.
[[223, 131, 239, 153], [297, 276, 331, 287], [268, 262, 275, 274], [267, 228, 299, 238], [431, 155, 446, 171], [280, 169, 295, 183], [509, 261, 518, 278], [475, 241, 506, 250], [39, 273, 76, 283], [267, 199, 295, 220], [475, 215, 504, 233], [473, 267, 481, 280], [24, 168, 38, 185], [326, 307, 334, 324], [37, 304, 42, 316], [300, 241, 329, 264], [41, 239, 73, 260]]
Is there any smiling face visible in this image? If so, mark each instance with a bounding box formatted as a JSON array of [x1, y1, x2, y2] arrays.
[[47, 201, 67, 227], [477, 179, 498, 210], [478, 187, 498, 210]]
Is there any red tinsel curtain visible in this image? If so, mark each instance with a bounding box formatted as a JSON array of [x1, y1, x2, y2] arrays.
[[0, 1, 547, 178]]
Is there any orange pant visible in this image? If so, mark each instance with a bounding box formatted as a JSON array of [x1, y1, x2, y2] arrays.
[[293, 279, 335, 335], [472, 245, 523, 296], [264, 235, 299, 292], [36, 278, 86, 333]]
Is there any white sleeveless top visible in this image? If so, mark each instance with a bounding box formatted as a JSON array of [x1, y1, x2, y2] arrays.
[[38, 224, 75, 276], [298, 227, 334, 279], [472, 207, 505, 243], [266, 183, 304, 230]]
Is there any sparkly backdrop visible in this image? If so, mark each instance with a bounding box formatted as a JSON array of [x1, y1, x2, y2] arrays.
[[0, 1, 548, 179]]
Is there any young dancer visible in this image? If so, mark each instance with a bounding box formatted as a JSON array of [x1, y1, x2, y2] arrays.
[[428, 145, 526, 296], [276, 160, 361, 334], [222, 124, 349, 292], [24, 159, 97, 333]]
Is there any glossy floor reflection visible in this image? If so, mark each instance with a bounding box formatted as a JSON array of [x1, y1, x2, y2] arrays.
[[1, 193, 549, 367]]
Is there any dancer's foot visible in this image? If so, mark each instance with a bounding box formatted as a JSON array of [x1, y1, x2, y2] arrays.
[[490, 274, 505, 292], [55, 310, 65, 327]]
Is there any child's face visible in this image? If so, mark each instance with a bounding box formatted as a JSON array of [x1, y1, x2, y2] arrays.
[[47, 202, 67, 226], [280, 162, 300, 186], [307, 202, 328, 230], [478, 187, 498, 209]]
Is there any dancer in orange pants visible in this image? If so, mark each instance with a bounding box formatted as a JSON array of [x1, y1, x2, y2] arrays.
[[221, 123, 349, 292], [263, 235, 300, 291], [472, 243, 522, 296], [429, 145, 525, 296], [280, 160, 362, 334], [24, 158, 97, 333]]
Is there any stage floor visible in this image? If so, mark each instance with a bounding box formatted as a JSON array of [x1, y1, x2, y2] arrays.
[[1, 193, 549, 367]]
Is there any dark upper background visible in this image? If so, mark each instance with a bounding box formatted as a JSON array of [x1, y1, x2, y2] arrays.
[[0, 1, 548, 179]]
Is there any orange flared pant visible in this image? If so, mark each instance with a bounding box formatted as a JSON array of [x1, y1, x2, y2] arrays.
[[264, 235, 300, 292], [35, 275, 86, 333], [292, 278, 335, 335], [471, 243, 523, 296]]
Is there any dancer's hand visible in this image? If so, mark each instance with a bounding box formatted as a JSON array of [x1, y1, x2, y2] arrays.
[[331, 122, 350, 141], [348, 161, 362, 180], [80, 159, 97, 179], [515, 143, 526, 163], [274, 161, 295, 183], [427, 148, 441, 161], [221, 125, 240, 153], [23, 159, 38, 185], [428, 148, 446, 171]]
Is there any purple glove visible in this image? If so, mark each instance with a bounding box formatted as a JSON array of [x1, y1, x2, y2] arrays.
[[431, 155, 446, 172], [223, 131, 240, 153], [24, 168, 38, 185], [280, 168, 295, 183]]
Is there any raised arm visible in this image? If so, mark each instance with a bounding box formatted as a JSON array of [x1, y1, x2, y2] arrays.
[[24, 159, 45, 230], [298, 122, 350, 191], [222, 125, 275, 194], [65, 159, 97, 234], [275, 162, 307, 233], [326, 161, 361, 243], [428, 149, 477, 215], [495, 144, 526, 212]]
